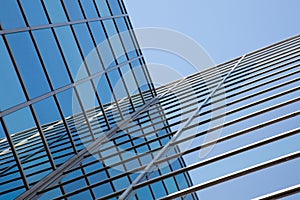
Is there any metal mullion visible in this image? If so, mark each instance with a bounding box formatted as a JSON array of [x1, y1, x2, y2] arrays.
[[233, 48, 300, 81], [204, 77, 300, 122], [0, 14, 128, 35], [242, 34, 300, 61], [240, 41, 300, 69], [242, 36, 300, 63], [178, 97, 300, 150], [220, 62, 300, 102], [225, 55, 300, 89], [159, 151, 300, 200], [241, 39, 299, 66], [232, 46, 300, 77], [137, 128, 300, 191], [157, 111, 300, 166], [0, 119, 29, 190], [253, 184, 300, 200]]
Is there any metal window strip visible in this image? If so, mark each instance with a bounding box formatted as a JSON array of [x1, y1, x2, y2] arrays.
[[159, 151, 300, 200]]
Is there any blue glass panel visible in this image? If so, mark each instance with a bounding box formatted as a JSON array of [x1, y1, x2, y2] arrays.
[[103, 19, 127, 64], [113, 176, 130, 191], [73, 23, 102, 74], [21, 0, 48, 26], [44, 0, 67, 23], [131, 60, 151, 93], [107, 69, 128, 100], [0, 123, 5, 140], [7, 32, 50, 98], [0, 37, 26, 111], [69, 190, 93, 200], [92, 182, 113, 198], [107, 0, 122, 15], [4, 107, 35, 134], [115, 18, 138, 59], [120, 64, 139, 96], [81, 0, 99, 19], [76, 80, 99, 111], [0, 1, 25, 29], [56, 88, 82, 117], [93, 75, 114, 105], [88, 21, 117, 68], [33, 29, 71, 89], [95, 0, 111, 17], [136, 186, 153, 199], [55, 26, 88, 80], [33, 97, 61, 125], [39, 188, 63, 200], [150, 181, 167, 199], [64, 0, 84, 21]]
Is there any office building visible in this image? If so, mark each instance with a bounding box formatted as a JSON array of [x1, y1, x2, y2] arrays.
[[0, 0, 299, 199]]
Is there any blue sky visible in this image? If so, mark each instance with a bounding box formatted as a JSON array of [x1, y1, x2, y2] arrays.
[[124, 0, 300, 83]]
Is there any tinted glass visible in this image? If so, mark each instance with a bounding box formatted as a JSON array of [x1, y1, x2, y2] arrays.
[[0, 37, 26, 111], [7, 32, 50, 98], [0, 1, 25, 29], [33, 29, 71, 89], [21, 0, 48, 26]]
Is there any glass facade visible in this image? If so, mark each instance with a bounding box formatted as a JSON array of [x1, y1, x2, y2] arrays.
[[0, 1, 299, 200]]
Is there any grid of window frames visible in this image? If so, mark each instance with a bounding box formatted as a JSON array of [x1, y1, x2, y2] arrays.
[[15, 47, 236, 199], [0, 0, 155, 199], [29, 34, 299, 200]]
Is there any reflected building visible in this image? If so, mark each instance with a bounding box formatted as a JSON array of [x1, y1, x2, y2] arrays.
[[0, 0, 300, 200]]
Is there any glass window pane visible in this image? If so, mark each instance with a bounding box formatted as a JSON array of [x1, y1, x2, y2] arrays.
[[0, 1, 25, 29], [7, 32, 51, 98], [107, 69, 128, 100], [73, 23, 102, 74], [93, 75, 114, 105], [64, 0, 84, 21], [33, 29, 71, 89], [81, 0, 99, 19], [107, 0, 122, 15], [44, 0, 67, 23], [95, 0, 111, 17], [76, 80, 99, 111], [0, 37, 26, 111], [103, 19, 126, 64], [55, 26, 88, 80], [20, 0, 48, 26]]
